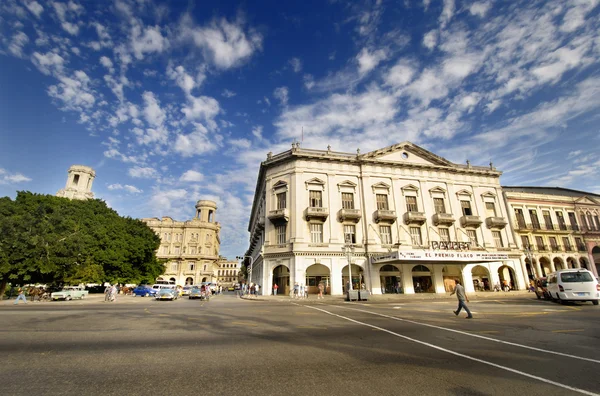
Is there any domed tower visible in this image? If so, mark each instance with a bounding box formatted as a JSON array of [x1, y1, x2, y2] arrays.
[[56, 165, 95, 200], [195, 200, 217, 222]]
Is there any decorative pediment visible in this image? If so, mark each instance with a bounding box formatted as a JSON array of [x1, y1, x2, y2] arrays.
[[272, 180, 288, 192], [401, 184, 420, 196], [305, 177, 326, 191], [428, 186, 446, 197], [371, 182, 391, 194], [455, 189, 472, 198], [481, 191, 497, 200], [361, 141, 455, 167], [574, 196, 600, 206], [337, 180, 357, 192]]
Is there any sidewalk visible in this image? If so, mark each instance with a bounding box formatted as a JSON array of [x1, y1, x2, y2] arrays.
[[240, 290, 534, 303]]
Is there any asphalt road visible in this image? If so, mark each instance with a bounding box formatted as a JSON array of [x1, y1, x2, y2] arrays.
[[1, 292, 599, 396]]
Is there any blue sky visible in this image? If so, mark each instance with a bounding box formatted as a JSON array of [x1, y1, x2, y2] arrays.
[[1, 0, 599, 259]]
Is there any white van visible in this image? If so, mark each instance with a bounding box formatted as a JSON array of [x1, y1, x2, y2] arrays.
[[546, 269, 599, 305]]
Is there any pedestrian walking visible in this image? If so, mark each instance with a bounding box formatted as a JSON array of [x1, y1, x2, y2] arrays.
[[110, 284, 118, 302], [318, 282, 324, 299], [104, 284, 112, 302], [273, 283, 279, 295], [293, 282, 299, 299], [13, 287, 27, 305], [450, 280, 473, 319]]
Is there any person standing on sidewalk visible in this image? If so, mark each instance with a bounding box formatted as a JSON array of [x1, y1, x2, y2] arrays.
[[13, 287, 27, 305], [273, 283, 279, 295], [450, 280, 473, 319]]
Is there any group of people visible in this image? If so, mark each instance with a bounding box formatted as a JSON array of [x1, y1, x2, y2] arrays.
[[104, 284, 119, 302], [239, 282, 260, 298]]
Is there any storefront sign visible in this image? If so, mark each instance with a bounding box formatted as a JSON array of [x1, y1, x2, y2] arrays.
[[431, 241, 471, 250], [372, 250, 509, 263]]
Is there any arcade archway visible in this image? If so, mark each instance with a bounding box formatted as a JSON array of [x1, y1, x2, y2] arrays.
[[471, 265, 491, 291], [306, 264, 330, 295], [272, 265, 290, 295], [539, 257, 551, 276], [185, 277, 194, 285], [566, 257, 577, 269], [553, 257, 565, 271], [342, 264, 363, 292], [580, 257, 589, 270], [380, 264, 401, 294], [412, 264, 433, 293], [498, 265, 516, 290]]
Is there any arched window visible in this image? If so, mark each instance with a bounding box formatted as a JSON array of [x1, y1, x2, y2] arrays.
[[381, 265, 399, 272], [412, 265, 430, 272]]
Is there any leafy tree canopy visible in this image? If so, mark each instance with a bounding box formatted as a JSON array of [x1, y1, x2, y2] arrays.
[[0, 192, 164, 294]]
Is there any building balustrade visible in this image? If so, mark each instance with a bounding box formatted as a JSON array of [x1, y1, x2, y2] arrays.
[[432, 212, 455, 226], [268, 208, 289, 224], [485, 216, 508, 229], [564, 245, 574, 252], [550, 245, 561, 252], [577, 244, 588, 252], [513, 222, 575, 232], [460, 215, 482, 228], [536, 244, 548, 252], [338, 208, 362, 223], [403, 211, 426, 225], [374, 209, 397, 224], [305, 206, 329, 221]]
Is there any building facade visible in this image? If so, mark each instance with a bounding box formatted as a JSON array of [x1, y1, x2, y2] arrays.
[[503, 187, 600, 279], [245, 142, 525, 296], [216, 258, 240, 287], [56, 165, 95, 200], [141, 200, 222, 286]]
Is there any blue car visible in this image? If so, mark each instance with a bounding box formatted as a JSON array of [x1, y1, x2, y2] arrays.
[[132, 286, 157, 297]]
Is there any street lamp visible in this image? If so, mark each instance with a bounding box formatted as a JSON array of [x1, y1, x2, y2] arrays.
[[342, 243, 355, 292]]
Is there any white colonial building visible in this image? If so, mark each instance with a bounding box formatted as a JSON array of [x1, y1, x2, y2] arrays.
[[142, 200, 222, 286], [245, 142, 525, 296], [56, 165, 95, 200], [502, 187, 600, 278]]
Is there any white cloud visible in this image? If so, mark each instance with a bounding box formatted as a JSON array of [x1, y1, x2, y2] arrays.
[[128, 166, 158, 179], [440, 0, 456, 27], [384, 60, 416, 88], [8, 32, 29, 58], [469, 2, 492, 18], [107, 183, 142, 193], [61, 21, 79, 36], [560, 0, 599, 33], [303, 74, 315, 90], [0, 168, 32, 184], [132, 127, 168, 146], [252, 125, 263, 139], [48, 71, 95, 110], [166, 64, 202, 95], [131, 25, 168, 60], [31, 51, 65, 75], [25, 1, 44, 18], [289, 57, 302, 73], [100, 56, 114, 73], [423, 30, 438, 50], [185, 17, 263, 69], [406, 69, 449, 105], [173, 124, 218, 157], [274, 86, 289, 106], [180, 170, 204, 182], [149, 188, 189, 214], [181, 95, 220, 128], [356, 47, 387, 75], [222, 89, 236, 98], [230, 138, 251, 149], [142, 91, 166, 127], [568, 150, 583, 158]]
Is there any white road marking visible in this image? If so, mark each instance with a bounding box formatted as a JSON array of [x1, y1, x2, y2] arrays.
[[306, 305, 598, 396], [340, 306, 600, 365]]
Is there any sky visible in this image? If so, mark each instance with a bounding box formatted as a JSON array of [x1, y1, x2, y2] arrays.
[[1, 0, 600, 259]]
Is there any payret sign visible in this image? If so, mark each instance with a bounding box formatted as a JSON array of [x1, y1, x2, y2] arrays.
[[371, 250, 509, 263]]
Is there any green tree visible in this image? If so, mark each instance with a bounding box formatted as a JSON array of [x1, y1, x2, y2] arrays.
[[0, 192, 164, 296]]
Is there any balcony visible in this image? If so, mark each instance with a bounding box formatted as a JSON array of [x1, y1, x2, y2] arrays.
[[486, 217, 508, 229], [268, 208, 289, 224], [403, 211, 426, 225], [460, 215, 482, 228], [550, 245, 562, 252], [564, 246, 574, 252], [581, 226, 600, 234], [338, 208, 362, 223], [374, 209, 397, 224], [432, 213, 455, 226], [536, 245, 548, 252], [305, 206, 329, 221], [577, 244, 587, 252]]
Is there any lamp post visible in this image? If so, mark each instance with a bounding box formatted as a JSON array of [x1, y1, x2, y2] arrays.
[[342, 243, 355, 292]]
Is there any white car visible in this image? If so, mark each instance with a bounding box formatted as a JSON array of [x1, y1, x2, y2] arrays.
[[546, 269, 599, 305]]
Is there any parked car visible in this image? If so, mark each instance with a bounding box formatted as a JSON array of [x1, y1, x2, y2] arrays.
[[155, 288, 179, 301], [546, 269, 600, 305], [534, 277, 551, 300], [51, 286, 89, 301], [181, 286, 193, 296], [132, 285, 157, 297]]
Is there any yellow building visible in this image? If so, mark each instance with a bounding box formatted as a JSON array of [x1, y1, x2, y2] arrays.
[[142, 200, 221, 286]]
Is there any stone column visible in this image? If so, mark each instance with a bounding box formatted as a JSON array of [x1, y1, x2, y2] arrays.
[[462, 267, 475, 293], [534, 257, 543, 278], [574, 256, 582, 269], [549, 259, 556, 273], [433, 265, 446, 293], [331, 257, 343, 295], [402, 264, 415, 294]]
